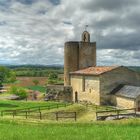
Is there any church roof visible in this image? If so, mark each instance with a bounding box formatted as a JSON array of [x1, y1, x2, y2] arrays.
[[70, 66, 120, 75], [115, 85, 140, 99]]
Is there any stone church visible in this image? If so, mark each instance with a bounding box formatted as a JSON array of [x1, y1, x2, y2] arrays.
[[64, 31, 140, 110]]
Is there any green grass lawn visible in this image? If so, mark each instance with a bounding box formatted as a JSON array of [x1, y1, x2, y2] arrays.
[[0, 119, 139, 140], [26, 85, 46, 93], [0, 101, 139, 140], [0, 100, 64, 111]]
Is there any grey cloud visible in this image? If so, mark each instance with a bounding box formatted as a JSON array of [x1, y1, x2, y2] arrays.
[[0, 0, 139, 66], [97, 32, 140, 50], [82, 0, 140, 12]]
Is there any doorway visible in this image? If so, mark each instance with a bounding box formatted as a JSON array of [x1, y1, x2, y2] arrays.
[[75, 91, 78, 103]]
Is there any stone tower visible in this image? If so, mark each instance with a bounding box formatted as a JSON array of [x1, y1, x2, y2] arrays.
[[64, 31, 96, 86]]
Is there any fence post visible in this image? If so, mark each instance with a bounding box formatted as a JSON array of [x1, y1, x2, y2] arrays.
[[74, 112, 77, 121], [56, 112, 58, 121], [38, 107, 41, 112], [28, 108, 30, 114], [13, 111, 15, 118], [39, 111, 42, 120], [25, 111, 28, 119]]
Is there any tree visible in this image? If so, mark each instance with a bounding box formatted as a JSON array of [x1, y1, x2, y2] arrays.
[[48, 72, 58, 79], [32, 79, 39, 85], [47, 72, 58, 84], [7, 71, 16, 83], [0, 66, 10, 83], [9, 86, 28, 99], [0, 66, 16, 84]]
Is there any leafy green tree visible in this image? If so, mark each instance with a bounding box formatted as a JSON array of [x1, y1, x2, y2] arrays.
[[32, 79, 39, 85], [0, 66, 10, 83], [7, 71, 16, 83], [0, 66, 16, 84], [48, 72, 58, 79], [47, 72, 58, 84], [9, 86, 28, 99]]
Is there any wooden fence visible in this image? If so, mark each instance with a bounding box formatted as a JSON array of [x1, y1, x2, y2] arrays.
[[0, 103, 72, 120], [96, 108, 137, 120], [55, 112, 77, 121]]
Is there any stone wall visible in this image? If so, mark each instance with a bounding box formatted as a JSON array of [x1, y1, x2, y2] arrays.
[[79, 42, 96, 69], [46, 85, 72, 102], [113, 95, 140, 110], [70, 75, 100, 104], [115, 96, 135, 109], [64, 42, 79, 86], [100, 66, 140, 105]]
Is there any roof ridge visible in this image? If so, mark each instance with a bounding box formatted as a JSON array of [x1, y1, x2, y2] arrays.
[[70, 66, 121, 75]]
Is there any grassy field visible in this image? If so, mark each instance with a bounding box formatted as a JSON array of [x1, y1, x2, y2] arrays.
[[0, 101, 139, 140], [16, 77, 47, 86], [26, 85, 46, 93], [0, 119, 139, 140], [0, 100, 64, 111]]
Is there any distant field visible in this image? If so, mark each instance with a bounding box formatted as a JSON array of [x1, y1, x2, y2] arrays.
[[16, 77, 47, 86], [26, 85, 46, 93], [0, 119, 139, 140]]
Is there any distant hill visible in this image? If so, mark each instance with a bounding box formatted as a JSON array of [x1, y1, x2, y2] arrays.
[[3, 64, 64, 69]]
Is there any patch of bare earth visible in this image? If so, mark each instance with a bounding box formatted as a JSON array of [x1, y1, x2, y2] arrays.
[[16, 77, 47, 86]]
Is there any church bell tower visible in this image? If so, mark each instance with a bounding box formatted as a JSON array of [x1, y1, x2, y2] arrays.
[[64, 30, 96, 86]]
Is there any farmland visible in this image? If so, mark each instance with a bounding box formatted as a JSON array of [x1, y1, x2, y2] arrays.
[[11, 77, 47, 87]]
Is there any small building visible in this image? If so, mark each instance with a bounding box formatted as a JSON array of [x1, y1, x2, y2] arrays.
[[70, 66, 140, 110], [114, 85, 140, 111]]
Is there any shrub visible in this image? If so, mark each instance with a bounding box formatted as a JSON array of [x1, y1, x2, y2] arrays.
[[32, 79, 39, 85], [9, 86, 28, 99], [46, 72, 64, 85], [17, 88, 28, 99]]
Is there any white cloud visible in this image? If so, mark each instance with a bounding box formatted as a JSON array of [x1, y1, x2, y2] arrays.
[[0, 0, 139, 66]]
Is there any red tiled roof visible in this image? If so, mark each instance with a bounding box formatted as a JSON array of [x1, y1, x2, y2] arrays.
[[70, 66, 120, 75]]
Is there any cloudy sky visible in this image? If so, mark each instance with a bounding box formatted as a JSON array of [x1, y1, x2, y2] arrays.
[[0, 0, 140, 66]]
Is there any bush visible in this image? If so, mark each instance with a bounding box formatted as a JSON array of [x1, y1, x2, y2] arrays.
[[9, 86, 28, 99], [32, 79, 39, 85], [0, 66, 16, 83], [46, 72, 64, 85]]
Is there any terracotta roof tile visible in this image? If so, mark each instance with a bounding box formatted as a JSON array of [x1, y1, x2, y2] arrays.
[[70, 66, 120, 75]]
